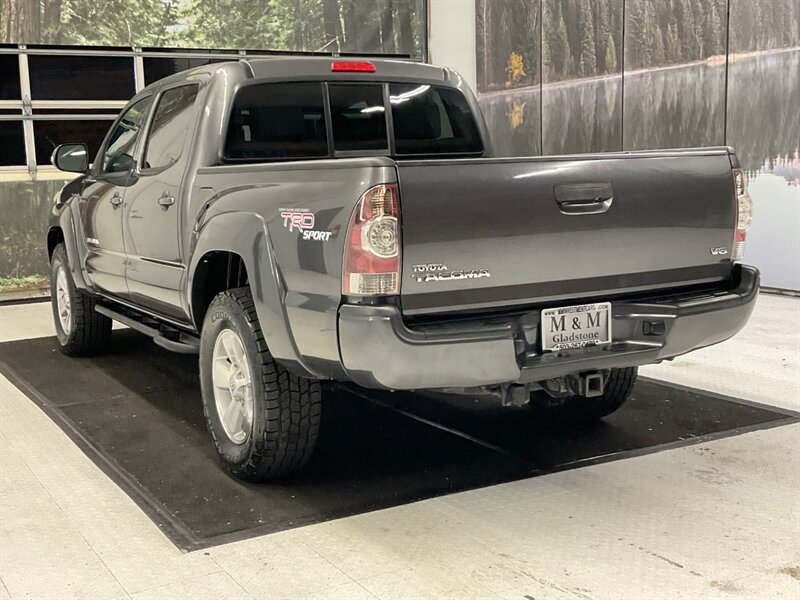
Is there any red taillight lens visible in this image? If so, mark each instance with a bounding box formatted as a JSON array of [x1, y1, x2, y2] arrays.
[[343, 184, 400, 296], [331, 61, 376, 73], [732, 169, 753, 260]]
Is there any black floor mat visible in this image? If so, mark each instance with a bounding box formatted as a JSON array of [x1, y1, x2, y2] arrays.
[[0, 330, 795, 551]]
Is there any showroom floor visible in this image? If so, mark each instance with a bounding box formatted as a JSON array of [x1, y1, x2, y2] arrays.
[[0, 294, 798, 600]]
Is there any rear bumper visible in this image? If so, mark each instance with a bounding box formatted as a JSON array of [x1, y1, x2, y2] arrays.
[[338, 264, 760, 390]]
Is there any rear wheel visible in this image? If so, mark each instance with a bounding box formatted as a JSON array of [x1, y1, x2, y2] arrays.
[[527, 367, 638, 420], [50, 243, 112, 356], [199, 287, 321, 481]]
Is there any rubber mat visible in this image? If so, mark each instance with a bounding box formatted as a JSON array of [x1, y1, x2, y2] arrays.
[[0, 330, 795, 551]]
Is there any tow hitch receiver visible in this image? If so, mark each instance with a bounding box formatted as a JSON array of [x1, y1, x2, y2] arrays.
[[581, 372, 605, 398], [541, 371, 608, 399]]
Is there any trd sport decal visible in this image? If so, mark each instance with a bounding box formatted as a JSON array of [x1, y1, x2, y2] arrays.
[[279, 209, 333, 242]]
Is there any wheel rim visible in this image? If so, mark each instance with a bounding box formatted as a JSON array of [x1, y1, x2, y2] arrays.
[[55, 266, 72, 335], [211, 328, 254, 445]]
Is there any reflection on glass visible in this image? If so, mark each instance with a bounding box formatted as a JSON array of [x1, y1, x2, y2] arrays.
[[390, 85, 431, 104], [478, 93, 542, 157], [390, 84, 483, 156], [101, 97, 153, 173], [143, 85, 199, 170]]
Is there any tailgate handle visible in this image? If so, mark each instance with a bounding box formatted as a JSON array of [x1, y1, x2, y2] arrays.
[[554, 183, 613, 215]]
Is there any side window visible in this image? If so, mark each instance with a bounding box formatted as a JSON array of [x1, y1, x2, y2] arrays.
[[225, 82, 327, 161], [142, 85, 199, 171], [101, 96, 152, 174], [328, 84, 388, 152]]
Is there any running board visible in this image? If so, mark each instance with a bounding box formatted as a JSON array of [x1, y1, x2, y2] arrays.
[[95, 305, 200, 355]]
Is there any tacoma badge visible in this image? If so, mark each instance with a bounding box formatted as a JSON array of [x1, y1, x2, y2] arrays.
[[411, 263, 491, 283]]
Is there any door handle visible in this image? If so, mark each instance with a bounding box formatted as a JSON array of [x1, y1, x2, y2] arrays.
[[557, 197, 613, 215], [110, 193, 123, 208], [158, 193, 175, 211], [554, 183, 613, 215]]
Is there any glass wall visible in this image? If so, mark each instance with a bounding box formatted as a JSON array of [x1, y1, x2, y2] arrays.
[[476, 0, 800, 165]]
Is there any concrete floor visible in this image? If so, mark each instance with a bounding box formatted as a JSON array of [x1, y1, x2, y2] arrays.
[[0, 295, 798, 600]]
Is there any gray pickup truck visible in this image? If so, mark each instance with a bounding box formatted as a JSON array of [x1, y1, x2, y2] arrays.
[[47, 57, 758, 481]]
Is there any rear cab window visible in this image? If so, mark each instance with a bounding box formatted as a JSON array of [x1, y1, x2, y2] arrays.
[[225, 82, 328, 161], [389, 84, 483, 156], [328, 84, 388, 152], [223, 80, 483, 163]]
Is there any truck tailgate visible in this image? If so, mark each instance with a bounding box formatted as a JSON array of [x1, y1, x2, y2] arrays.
[[396, 150, 736, 315]]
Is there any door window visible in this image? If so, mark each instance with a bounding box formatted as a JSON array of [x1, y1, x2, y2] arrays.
[[142, 85, 199, 171], [100, 96, 152, 174]]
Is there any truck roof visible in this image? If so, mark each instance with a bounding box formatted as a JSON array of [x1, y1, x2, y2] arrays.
[[246, 56, 451, 82], [147, 56, 454, 92]]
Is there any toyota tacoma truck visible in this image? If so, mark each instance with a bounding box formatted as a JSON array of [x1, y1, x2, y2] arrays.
[[46, 57, 758, 481]]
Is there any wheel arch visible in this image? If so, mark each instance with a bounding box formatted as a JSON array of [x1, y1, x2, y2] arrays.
[[190, 250, 249, 329], [47, 226, 65, 260], [188, 212, 318, 379]]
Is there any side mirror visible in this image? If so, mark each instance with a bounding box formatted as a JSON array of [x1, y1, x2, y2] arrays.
[[52, 143, 89, 173]]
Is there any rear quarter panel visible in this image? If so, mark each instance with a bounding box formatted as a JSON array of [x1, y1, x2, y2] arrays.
[[192, 158, 396, 379]]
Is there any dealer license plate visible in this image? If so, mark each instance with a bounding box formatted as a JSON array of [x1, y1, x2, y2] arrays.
[[541, 302, 612, 351]]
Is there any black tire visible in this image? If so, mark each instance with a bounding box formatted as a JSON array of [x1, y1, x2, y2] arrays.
[[527, 367, 638, 421], [199, 287, 321, 481], [50, 243, 112, 356]]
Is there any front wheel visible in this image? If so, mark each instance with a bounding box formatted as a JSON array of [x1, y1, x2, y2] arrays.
[[527, 367, 638, 421], [199, 287, 321, 481], [50, 243, 112, 356]]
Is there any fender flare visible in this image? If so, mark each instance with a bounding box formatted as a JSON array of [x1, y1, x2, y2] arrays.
[[49, 200, 91, 291], [188, 211, 319, 379]]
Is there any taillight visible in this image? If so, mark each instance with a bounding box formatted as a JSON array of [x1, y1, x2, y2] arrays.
[[732, 168, 753, 260], [343, 184, 400, 296]]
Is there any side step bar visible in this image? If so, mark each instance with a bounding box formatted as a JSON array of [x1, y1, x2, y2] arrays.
[[95, 305, 200, 355]]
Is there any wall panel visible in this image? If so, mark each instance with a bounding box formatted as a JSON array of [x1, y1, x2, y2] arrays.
[[476, 0, 542, 156], [542, 0, 623, 155], [622, 0, 728, 150]]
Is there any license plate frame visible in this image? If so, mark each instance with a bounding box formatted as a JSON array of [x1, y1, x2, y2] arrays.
[[541, 302, 612, 351]]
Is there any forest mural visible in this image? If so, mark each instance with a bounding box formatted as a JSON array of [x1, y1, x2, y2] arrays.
[[477, 0, 800, 289], [0, 0, 424, 56], [477, 0, 799, 159]]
